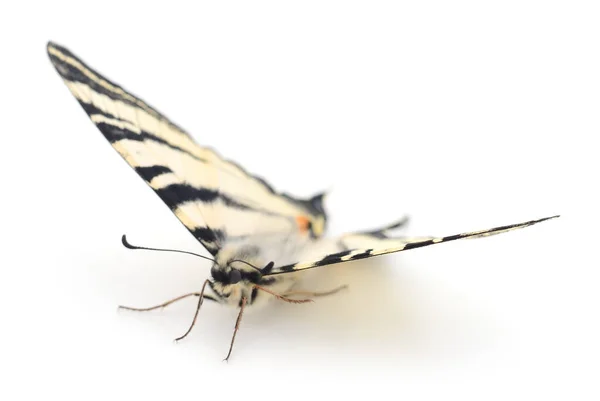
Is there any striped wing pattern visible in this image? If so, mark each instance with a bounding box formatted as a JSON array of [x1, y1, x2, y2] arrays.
[[47, 42, 327, 257], [266, 215, 559, 275]]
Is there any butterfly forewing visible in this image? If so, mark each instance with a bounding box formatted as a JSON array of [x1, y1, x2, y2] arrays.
[[47, 42, 327, 257]]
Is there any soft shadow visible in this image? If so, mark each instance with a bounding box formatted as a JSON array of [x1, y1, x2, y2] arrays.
[[90, 250, 498, 366], [240, 258, 498, 364]]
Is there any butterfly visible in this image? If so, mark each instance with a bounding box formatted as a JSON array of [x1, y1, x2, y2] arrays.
[[47, 42, 558, 361]]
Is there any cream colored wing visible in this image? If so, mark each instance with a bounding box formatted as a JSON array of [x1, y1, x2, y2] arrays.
[[263, 215, 559, 275], [48, 42, 327, 256]]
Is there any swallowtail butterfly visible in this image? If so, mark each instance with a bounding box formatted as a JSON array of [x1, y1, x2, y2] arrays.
[[47, 42, 558, 360]]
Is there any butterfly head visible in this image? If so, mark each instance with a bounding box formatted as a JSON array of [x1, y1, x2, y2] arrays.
[[210, 260, 273, 285], [211, 244, 272, 281], [208, 260, 278, 307], [225, 261, 274, 283]]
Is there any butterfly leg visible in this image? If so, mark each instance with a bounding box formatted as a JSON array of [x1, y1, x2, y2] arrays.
[[224, 296, 247, 362], [253, 284, 314, 304], [174, 279, 211, 342], [118, 291, 215, 312], [282, 284, 348, 299]]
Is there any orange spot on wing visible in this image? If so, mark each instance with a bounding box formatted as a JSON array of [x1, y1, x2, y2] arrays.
[[295, 216, 311, 233]]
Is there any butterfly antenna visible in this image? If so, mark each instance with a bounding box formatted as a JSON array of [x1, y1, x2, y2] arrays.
[[121, 235, 217, 263]]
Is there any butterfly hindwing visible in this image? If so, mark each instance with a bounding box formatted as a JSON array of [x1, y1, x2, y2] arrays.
[[266, 215, 559, 275], [47, 42, 327, 256]]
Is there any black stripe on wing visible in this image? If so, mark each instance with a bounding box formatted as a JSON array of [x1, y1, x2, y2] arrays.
[[135, 165, 172, 181]]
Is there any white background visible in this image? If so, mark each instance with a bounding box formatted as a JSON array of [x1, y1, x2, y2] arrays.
[[1, 1, 598, 400]]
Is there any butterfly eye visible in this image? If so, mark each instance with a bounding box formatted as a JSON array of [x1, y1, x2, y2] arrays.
[[229, 269, 242, 284]]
